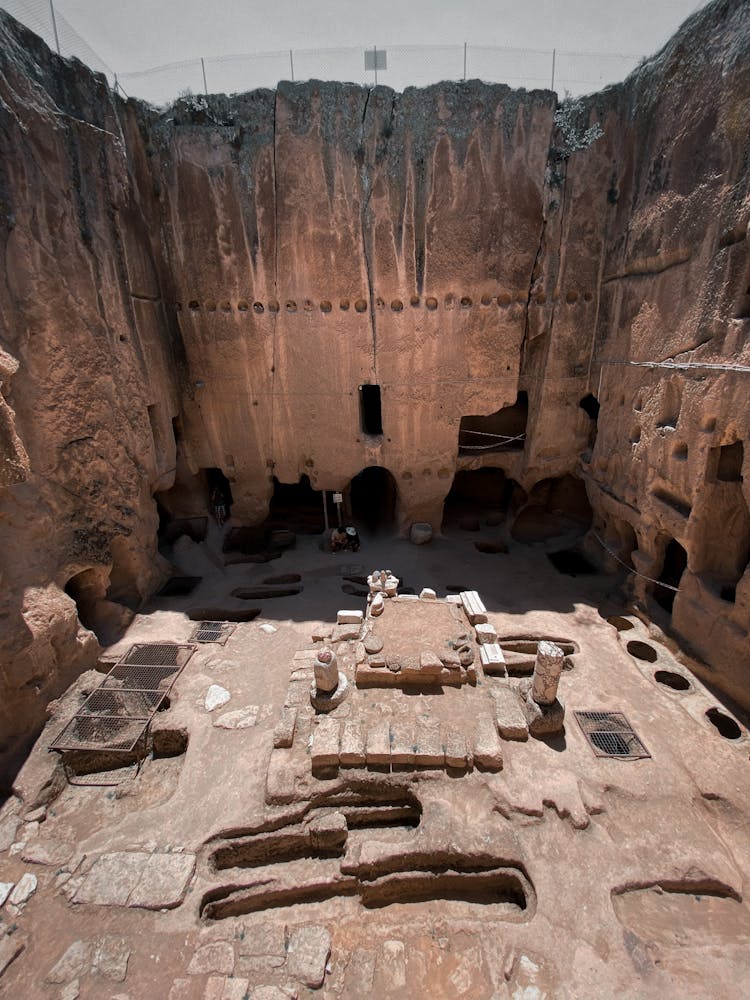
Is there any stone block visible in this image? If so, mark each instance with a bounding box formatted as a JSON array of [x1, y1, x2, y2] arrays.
[[337, 610, 364, 625], [419, 588, 437, 600], [460, 590, 488, 624], [419, 650, 444, 676], [339, 721, 366, 766], [389, 723, 415, 766], [475, 623, 498, 644], [286, 925, 331, 989], [265, 750, 297, 805], [311, 626, 332, 642], [311, 717, 340, 768], [273, 707, 297, 749], [128, 852, 196, 910], [479, 643, 506, 673], [472, 714, 504, 771], [365, 720, 391, 766], [308, 811, 348, 851], [491, 686, 529, 741], [332, 624, 360, 642], [444, 729, 470, 769]]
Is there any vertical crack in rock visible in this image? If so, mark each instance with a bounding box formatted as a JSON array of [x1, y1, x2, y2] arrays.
[[270, 89, 280, 463], [359, 87, 377, 372], [520, 213, 547, 369]]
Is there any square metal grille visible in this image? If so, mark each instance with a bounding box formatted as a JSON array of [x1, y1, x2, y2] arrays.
[[190, 621, 235, 645], [49, 643, 195, 755], [575, 711, 651, 760]]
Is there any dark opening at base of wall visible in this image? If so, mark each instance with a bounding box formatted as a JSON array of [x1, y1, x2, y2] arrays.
[[653, 538, 688, 614], [458, 392, 527, 455], [349, 467, 397, 534], [511, 474, 593, 544], [267, 475, 328, 535], [442, 468, 525, 531]]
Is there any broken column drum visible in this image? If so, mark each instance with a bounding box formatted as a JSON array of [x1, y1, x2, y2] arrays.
[[532, 640, 565, 705], [311, 648, 349, 713]]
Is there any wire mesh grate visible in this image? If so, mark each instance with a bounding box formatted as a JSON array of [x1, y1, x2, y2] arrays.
[[575, 710, 650, 760], [120, 643, 194, 667], [190, 621, 235, 645], [49, 643, 194, 755]]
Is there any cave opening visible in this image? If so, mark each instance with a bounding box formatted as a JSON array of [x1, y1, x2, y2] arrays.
[[268, 474, 327, 534], [359, 384, 383, 437], [458, 392, 528, 455], [653, 538, 688, 614], [716, 440, 744, 482], [442, 468, 524, 531], [206, 467, 233, 518], [63, 568, 123, 645], [511, 474, 593, 544], [349, 467, 397, 534], [579, 394, 600, 421]]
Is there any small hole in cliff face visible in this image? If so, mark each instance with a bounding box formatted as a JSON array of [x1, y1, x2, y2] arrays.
[[320, 300, 332, 313], [583, 291, 594, 302], [237, 301, 249, 312], [706, 708, 742, 740], [286, 300, 297, 313], [444, 294, 455, 310], [354, 299, 368, 313], [221, 301, 232, 312], [189, 300, 200, 311], [253, 302, 264, 314], [566, 290, 578, 303], [497, 293, 512, 306], [655, 670, 691, 691], [340, 298, 350, 311], [206, 300, 217, 312], [426, 297, 438, 311], [627, 640, 658, 663], [304, 300, 314, 312], [607, 615, 635, 631], [460, 296, 472, 308], [481, 293, 492, 306], [175, 302, 182, 311], [391, 299, 403, 312], [410, 295, 420, 307]]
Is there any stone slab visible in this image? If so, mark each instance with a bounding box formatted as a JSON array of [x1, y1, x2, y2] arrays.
[[365, 720, 391, 766], [273, 707, 298, 749], [128, 852, 196, 910], [414, 717, 445, 767], [337, 610, 364, 625], [286, 925, 331, 989], [311, 717, 340, 768], [475, 623, 498, 644], [472, 713, 504, 771], [339, 721, 366, 766], [332, 624, 361, 642], [389, 723, 415, 766], [444, 729, 470, 769], [491, 686, 530, 741]]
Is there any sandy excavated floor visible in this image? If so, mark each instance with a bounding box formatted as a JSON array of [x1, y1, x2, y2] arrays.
[[1, 525, 749, 1000]]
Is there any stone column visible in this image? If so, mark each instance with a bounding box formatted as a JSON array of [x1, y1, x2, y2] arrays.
[[531, 640, 565, 705], [314, 649, 339, 694]]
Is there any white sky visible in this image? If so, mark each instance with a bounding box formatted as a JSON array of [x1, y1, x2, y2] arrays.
[[4, 0, 711, 102]]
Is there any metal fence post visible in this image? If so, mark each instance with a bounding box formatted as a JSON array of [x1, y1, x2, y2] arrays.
[[463, 42, 467, 81], [289, 49, 294, 81], [374, 45, 378, 86], [551, 48, 556, 92], [201, 57, 208, 96]]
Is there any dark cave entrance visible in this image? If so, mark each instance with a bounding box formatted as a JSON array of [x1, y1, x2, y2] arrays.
[[511, 474, 593, 544], [268, 474, 328, 534], [458, 392, 528, 456], [349, 467, 397, 534], [206, 467, 233, 518], [579, 393, 600, 451], [653, 538, 688, 614], [442, 468, 525, 531]]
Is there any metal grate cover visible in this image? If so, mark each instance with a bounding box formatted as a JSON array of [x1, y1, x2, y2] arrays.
[[49, 643, 195, 755], [190, 620, 235, 645], [575, 710, 651, 760]]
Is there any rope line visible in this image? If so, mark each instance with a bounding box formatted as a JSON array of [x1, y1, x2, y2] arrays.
[[591, 532, 679, 592]]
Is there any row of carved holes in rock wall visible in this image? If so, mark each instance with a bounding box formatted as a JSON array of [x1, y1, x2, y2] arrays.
[[176, 291, 595, 314]]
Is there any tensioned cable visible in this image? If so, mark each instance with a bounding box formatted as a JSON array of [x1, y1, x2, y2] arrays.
[[591, 532, 680, 592]]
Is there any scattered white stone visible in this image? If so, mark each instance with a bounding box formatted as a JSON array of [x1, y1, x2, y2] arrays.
[[9, 842, 24, 856], [0, 883, 13, 907], [213, 707, 259, 730], [419, 588, 437, 600], [337, 610, 363, 625], [205, 685, 231, 712], [259, 623, 277, 634], [9, 872, 37, 906]]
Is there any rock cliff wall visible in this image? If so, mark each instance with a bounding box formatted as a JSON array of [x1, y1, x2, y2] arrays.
[[0, 0, 748, 785]]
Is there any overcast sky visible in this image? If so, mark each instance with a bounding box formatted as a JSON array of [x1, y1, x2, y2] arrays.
[[4, 0, 711, 102]]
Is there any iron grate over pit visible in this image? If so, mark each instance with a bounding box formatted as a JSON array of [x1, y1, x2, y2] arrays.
[[49, 642, 195, 755], [575, 710, 651, 761], [190, 621, 236, 645]]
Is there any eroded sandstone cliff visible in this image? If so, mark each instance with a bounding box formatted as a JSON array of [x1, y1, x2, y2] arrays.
[[0, 0, 748, 786]]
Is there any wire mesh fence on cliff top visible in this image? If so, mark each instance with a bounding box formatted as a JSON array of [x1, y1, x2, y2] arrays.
[[3, 1, 643, 107]]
